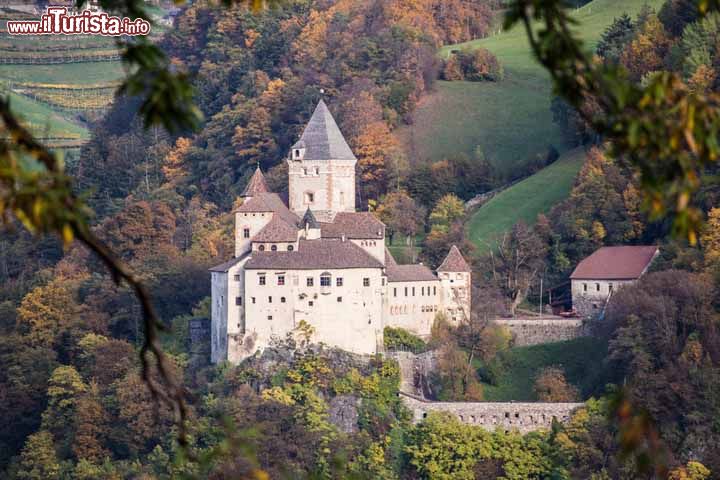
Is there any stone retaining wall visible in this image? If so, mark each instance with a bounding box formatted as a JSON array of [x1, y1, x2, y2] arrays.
[[400, 393, 583, 434], [494, 318, 587, 346]]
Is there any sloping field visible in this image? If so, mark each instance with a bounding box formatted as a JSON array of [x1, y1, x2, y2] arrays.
[[467, 147, 585, 251], [5, 91, 88, 141], [401, 0, 664, 174]]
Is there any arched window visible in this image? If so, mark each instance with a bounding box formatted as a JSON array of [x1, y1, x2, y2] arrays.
[[271, 245, 277, 251], [259, 245, 265, 251], [320, 272, 331, 287]]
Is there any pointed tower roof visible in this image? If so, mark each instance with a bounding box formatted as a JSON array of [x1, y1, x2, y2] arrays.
[[241, 166, 269, 197], [291, 99, 356, 161], [438, 245, 472, 272], [301, 207, 320, 229]]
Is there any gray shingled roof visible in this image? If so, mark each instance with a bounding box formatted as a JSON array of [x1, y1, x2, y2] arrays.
[[301, 208, 320, 229], [437, 245, 472, 272], [236, 193, 300, 225], [254, 217, 299, 242], [291, 100, 357, 161], [245, 239, 383, 270], [387, 263, 438, 283], [320, 212, 384, 239], [209, 254, 247, 273], [241, 166, 269, 197]]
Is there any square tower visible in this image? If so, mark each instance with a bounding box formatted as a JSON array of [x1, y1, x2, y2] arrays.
[[287, 100, 357, 222]]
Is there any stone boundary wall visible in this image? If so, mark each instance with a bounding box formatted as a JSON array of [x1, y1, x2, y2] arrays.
[[494, 318, 587, 346], [400, 392, 584, 434]]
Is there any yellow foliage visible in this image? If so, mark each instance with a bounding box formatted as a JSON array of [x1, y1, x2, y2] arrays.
[[261, 386, 296, 406]]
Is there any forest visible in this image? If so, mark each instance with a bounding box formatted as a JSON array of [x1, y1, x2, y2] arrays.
[[2, 0, 720, 478]]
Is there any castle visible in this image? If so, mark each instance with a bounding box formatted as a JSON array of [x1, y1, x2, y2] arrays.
[[210, 100, 471, 364]]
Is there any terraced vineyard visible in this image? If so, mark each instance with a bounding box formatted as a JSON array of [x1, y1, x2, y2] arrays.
[[0, 5, 169, 148]]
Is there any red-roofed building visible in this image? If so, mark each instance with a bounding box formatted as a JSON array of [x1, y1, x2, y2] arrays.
[[570, 245, 659, 317]]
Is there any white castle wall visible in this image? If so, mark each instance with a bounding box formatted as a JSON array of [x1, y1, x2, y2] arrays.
[[385, 280, 442, 337], [235, 210, 273, 257]]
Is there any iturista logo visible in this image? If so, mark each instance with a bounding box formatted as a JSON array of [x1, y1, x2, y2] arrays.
[[7, 7, 151, 36]]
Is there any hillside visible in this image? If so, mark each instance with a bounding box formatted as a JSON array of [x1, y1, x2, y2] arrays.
[[397, 0, 664, 249], [467, 148, 585, 251]]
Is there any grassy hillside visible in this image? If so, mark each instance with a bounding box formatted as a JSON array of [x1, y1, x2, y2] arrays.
[[479, 337, 608, 402], [468, 148, 585, 251], [402, 0, 664, 173], [5, 92, 88, 141]]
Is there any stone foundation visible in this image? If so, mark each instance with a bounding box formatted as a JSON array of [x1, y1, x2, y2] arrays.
[[401, 393, 583, 434], [494, 318, 587, 346]]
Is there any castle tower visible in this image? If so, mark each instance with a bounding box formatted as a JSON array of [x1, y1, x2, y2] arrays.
[[437, 245, 472, 322], [287, 99, 357, 222], [234, 166, 272, 257]]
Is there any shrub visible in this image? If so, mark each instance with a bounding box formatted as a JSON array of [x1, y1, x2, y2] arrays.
[[383, 327, 427, 352]]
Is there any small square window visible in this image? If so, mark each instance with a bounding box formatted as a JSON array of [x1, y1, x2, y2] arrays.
[[259, 275, 266, 286], [363, 278, 370, 287], [278, 275, 285, 286], [309, 301, 314, 307], [235, 297, 242, 306], [234, 274, 241, 281], [307, 277, 314, 287], [243, 228, 250, 238], [281, 297, 286, 303], [336, 277, 343, 287], [337, 297, 342, 302], [268, 315, 273, 320]]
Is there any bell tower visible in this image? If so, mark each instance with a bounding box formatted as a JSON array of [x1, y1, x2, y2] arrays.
[[287, 99, 357, 222]]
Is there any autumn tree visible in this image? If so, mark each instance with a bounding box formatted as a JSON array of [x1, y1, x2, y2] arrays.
[[429, 194, 465, 234], [596, 14, 635, 63], [487, 222, 548, 316], [375, 191, 426, 255], [620, 14, 672, 82], [702, 207, 720, 273], [72, 383, 110, 463], [15, 431, 61, 480], [41, 366, 86, 456], [533, 367, 579, 402]]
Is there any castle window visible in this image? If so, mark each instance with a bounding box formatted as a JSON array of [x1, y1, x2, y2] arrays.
[[394, 288, 397, 297], [281, 297, 286, 303], [251, 297, 256, 304], [412, 287, 416, 296], [309, 301, 314, 307], [243, 228, 250, 238], [596, 283, 600, 291], [320, 274, 331, 287], [405, 287, 408, 296], [271, 245, 278, 251], [421, 287, 425, 296], [337, 297, 342, 303], [303, 168, 308, 175], [268, 315, 273, 320], [307, 277, 314, 287], [234, 274, 241, 281], [277, 275, 285, 286], [259, 275, 266, 285], [382, 278, 386, 286], [268, 296, 272, 303], [235, 297, 242, 306], [336, 277, 343, 287], [305, 192, 314, 204], [295, 149, 300, 158], [363, 278, 370, 287], [433, 286, 437, 295], [314, 167, 319, 175], [288, 244, 294, 251], [583, 283, 587, 292], [259, 245, 265, 251]]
